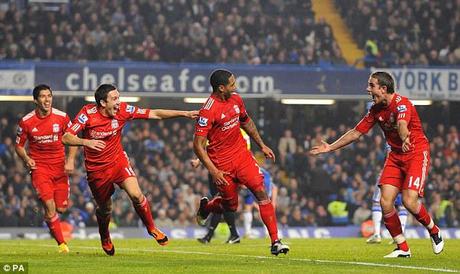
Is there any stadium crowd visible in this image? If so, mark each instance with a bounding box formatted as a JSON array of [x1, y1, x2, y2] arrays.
[[0, 0, 342, 65], [0, 102, 459, 229], [335, 0, 460, 67]]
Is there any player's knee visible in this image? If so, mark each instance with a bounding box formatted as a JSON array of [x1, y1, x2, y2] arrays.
[[253, 190, 268, 201], [401, 195, 418, 212], [379, 196, 394, 211], [96, 204, 112, 216], [130, 194, 145, 205]]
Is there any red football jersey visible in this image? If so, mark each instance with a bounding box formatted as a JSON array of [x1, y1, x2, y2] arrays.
[[194, 93, 250, 165], [66, 102, 150, 172], [16, 108, 71, 165], [355, 94, 429, 153]]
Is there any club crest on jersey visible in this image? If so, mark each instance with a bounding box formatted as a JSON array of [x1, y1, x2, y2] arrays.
[[78, 114, 88, 124], [397, 105, 407, 113], [198, 117, 208, 127], [53, 123, 60, 133], [233, 105, 240, 114], [111, 119, 119, 129], [126, 105, 135, 113]]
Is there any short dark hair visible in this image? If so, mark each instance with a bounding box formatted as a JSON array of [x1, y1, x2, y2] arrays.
[[371, 71, 395, 94], [33, 84, 52, 100], [210, 69, 233, 92], [95, 84, 117, 107]]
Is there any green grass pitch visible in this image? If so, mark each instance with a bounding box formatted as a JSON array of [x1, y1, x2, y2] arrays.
[[0, 238, 458, 273]]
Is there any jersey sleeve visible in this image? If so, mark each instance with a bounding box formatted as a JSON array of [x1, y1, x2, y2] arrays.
[[355, 108, 376, 134], [235, 94, 249, 124], [63, 114, 72, 133], [395, 98, 412, 123], [195, 108, 213, 137], [67, 107, 88, 135], [120, 102, 151, 120], [15, 119, 28, 147]]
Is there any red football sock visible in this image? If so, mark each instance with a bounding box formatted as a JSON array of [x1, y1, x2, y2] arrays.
[[205, 196, 224, 214], [134, 196, 156, 233], [45, 214, 65, 245], [384, 209, 409, 251], [258, 201, 279, 244], [414, 203, 439, 235], [96, 210, 111, 240]]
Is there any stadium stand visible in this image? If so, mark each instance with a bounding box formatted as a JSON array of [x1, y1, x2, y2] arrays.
[[0, 0, 347, 65], [335, 0, 460, 67]]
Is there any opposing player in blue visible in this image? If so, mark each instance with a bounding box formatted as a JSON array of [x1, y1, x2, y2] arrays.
[[242, 163, 278, 238]]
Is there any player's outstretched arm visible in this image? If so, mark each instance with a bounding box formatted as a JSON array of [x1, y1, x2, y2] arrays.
[[310, 128, 362, 155], [14, 145, 36, 170], [240, 118, 275, 162], [62, 132, 106, 151], [193, 135, 229, 186], [148, 109, 199, 120]]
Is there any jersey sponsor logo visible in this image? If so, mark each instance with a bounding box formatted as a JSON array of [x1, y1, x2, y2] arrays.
[[198, 117, 208, 127], [32, 134, 55, 143], [89, 129, 117, 139], [111, 119, 119, 129], [136, 108, 146, 115], [32, 127, 38, 132], [233, 105, 240, 114], [53, 123, 60, 133], [78, 114, 88, 124], [87, 106, 97, 114], [16, 126, 23, 135], [221, 117, 239, 131], [397, 105, 407, 113], [126, 105, 135, 113]]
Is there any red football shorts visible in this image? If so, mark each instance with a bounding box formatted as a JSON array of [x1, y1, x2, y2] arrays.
[[379, 148, 430, 197], [86, 153, 136, 206], [213, 150, 265, 210], [31, 162, 69, 208]]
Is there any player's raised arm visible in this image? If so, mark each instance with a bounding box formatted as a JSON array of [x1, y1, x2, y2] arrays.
[[193, 134, 229, 186], [62, 132, 106, 151], [310, 128, 362, 155], [240, 117, 275, 162], [148, 109, 199, 120]]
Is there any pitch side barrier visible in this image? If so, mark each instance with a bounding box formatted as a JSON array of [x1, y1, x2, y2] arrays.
[[0, 227, 459, 240], [0, 61, 459, 100]]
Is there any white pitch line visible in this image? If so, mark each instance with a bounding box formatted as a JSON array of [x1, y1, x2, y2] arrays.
[[3, 242, 459, 273]]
